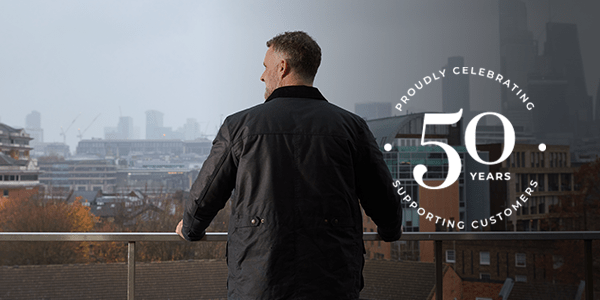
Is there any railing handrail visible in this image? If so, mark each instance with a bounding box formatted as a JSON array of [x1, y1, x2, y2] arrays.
[[1, 231, 597, 300], [1, 231, 599, 242]]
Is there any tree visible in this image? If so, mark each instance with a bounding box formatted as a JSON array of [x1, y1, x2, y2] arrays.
[[0, 193, 97, 265], [543, 157, 600, 289], [0, 189, 232, 265]]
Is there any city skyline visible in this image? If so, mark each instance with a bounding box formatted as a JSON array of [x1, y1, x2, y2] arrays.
[[2, 1, 599, 152]]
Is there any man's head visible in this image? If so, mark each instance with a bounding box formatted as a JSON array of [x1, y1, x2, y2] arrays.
[[260, 31, 321, 99]]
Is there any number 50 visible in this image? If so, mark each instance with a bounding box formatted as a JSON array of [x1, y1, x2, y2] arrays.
[[414, 109, 516, 190]]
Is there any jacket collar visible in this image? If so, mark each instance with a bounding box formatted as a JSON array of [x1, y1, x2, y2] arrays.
[[265, 85, 327, 103]]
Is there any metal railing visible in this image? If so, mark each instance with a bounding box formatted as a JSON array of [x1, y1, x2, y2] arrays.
[[1, 231, 598, 300]]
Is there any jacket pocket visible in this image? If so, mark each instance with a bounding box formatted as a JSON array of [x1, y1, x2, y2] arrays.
[[234, 214, 264, 228]]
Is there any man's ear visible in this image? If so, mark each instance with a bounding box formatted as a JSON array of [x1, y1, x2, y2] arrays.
[[279, 59, 291, 79]]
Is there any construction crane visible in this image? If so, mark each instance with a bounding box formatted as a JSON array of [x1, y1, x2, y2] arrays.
[[60, 113, 81, 145], [77, 113, 101, 140]]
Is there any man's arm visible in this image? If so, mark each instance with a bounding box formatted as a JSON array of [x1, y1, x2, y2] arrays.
[[355, 120, 402, 242], [178, 119, 237, 241]]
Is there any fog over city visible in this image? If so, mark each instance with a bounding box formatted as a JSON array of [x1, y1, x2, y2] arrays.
[[1, 0, 599, 151]]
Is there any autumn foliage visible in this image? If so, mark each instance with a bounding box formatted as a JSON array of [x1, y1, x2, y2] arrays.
[[0, 190, 229, 265], [0, 193, 96, 265]]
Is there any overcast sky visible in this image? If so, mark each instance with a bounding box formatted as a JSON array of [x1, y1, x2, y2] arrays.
[[1, 0, 599, 152]]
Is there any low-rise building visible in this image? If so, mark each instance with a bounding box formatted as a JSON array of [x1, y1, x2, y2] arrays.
[[38, 159, 117, 192], [76, 138, 211, 157]]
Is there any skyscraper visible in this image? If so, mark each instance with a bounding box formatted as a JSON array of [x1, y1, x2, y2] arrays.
[[117, 116, 134, 140], [543, 22, 593, 138], [25, 110, 43, 143], [183, 118, 201, 140], [26, 111, 41, 129], [498, 0, 536, 130], [442, 56, 470, 117], [596, 80, 600, 124], [528, 75, 570, 139], [146, 110, 164, 139], [529, 22, 594, 142]]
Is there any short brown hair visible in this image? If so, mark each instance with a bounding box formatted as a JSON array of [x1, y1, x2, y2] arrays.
[[266, 31, 321, 83]]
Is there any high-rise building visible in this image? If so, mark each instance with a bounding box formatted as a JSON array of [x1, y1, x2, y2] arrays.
[[146, 110, 164, 139], [529, 22, 593, 142], [354, 103, 392, 120], [544, 22, 593, 139], [132, 126, 141, 140], [442, 56, 470, 126], [104, 117, 136, 140], [25, 110, 43, 144], [104, 127, 118, 140], [528, 75, 571, 141], [117, 116, 134, 140], [183, 118, 201, 140], [498, 0, 536, 131], [596, 80, 600, 130], [25, 111, 41, 129]]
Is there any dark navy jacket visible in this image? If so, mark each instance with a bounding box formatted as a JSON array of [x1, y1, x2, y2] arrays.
[[182, 85, 402, 300]]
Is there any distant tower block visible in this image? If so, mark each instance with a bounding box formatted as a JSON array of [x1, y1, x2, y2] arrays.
[[442, 56, 470, 115], [146, 110, 164, 139], [25, 110, 43, 143]]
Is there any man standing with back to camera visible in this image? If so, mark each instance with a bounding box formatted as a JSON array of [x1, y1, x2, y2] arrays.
[[176, 31, 402, 299]]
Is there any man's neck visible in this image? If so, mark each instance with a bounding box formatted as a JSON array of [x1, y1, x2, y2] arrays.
[[279, 74, 312, 88]]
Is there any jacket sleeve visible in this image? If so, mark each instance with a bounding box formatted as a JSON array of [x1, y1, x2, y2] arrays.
[[181, 118, 237, 241], [355, 119, 403, 242]]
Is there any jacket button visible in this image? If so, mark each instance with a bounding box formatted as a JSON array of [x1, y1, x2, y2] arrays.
[[251, 219, 257, 225], [333, 219, 339, 225]]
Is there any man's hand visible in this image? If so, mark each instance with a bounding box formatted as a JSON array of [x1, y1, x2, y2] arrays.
[[176, 219, 185, 239]]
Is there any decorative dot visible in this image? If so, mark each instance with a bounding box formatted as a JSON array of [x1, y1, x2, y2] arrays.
[[384, 143, 392, 152], [538, 143, 546, 152]]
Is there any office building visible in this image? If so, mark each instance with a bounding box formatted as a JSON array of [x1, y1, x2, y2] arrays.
[[498, 0, 537, 131], [442, 56, 470, 119], [596, 80, 600, 126], [25, 110, 43, 144], [474, 124, 535, 145], [477, 143, 575, 232], [541, 22, 593, 139], [104, 127, 118, 140], [146, 110, 164, 139], [182, 118, 201, 141], [38, 159, 117, 192], [77, 139, 211, 157], [25, 111, 41, 129], [117, 116, 134, 140]]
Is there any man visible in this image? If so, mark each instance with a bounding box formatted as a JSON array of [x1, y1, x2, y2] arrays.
[[176, 31, 402, 299]]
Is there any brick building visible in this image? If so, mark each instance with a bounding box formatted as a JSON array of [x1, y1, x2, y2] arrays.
[[441, 239, 567, 284], [478, 143, 576, 231]]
